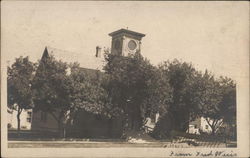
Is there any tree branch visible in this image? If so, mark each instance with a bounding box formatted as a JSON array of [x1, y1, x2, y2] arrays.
[[205, 117, 213, 129], [214, 119, 219, 127], [217, 120, 223, 128], [214, 120, 223, 132], [212, 119, 216, 127], [17, 107, 23, 115]]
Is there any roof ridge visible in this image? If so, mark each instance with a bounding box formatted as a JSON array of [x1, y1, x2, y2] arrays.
[[43, 46, 105, 71], [109, 28, 146, 37], [46, 46, 80, 55]]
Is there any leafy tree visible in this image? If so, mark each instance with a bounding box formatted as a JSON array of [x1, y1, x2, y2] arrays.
[[7, 56, 36, 131], [159, 59, 197, 132], [218, 77, 236, 124], [66, 63, 109, 123], [103, 52, 172, 134], [156, 60, 237, 136], [32, 55, 70, 136], [217, 77, 236, 138], [191, 71, 225, 135], [151, 113, 174, 139], [32, 55, 109, 137]]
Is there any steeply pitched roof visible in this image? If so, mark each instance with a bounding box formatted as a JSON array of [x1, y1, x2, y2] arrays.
[[42, 46, 105, 71]]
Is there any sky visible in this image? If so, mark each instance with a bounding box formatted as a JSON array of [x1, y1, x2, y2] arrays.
[[1, 1, 249, 81]]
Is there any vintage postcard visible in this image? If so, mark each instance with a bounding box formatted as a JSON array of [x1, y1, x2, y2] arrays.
[[1, 1, 249, 157]]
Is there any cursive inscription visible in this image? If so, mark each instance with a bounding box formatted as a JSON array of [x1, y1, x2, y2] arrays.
[[169, 150, 237, 157]]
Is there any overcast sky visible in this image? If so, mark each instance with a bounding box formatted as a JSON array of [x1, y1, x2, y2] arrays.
[[1, 1, 249, 81]]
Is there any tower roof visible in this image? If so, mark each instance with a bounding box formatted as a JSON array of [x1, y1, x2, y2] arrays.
[[109, 29, 145, 38]]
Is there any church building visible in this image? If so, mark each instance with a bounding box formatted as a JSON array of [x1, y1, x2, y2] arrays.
[[31, 29, 146, 138]]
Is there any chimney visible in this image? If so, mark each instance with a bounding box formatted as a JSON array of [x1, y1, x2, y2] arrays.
[[95, 46, 102, 57]]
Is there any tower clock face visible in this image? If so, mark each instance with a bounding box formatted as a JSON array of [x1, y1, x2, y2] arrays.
[[128, 40, 137, 50]]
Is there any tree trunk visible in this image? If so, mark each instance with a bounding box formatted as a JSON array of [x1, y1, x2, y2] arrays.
[[49, 111, 66, 138], [17, 113, 21, 131], [63, 127, 66, 138], [58, 120, 68, 138], [108, 118, 113, 138], [211, 127, 216, 135], [16, 107, 22, 131], [57, 120, 64, 138]]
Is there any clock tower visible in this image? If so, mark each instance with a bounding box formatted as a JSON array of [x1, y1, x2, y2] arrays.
[[109, 29, 145, 56]]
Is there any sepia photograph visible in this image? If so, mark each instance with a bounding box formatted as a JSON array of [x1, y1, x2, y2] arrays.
[[1, 1, 249, 157]]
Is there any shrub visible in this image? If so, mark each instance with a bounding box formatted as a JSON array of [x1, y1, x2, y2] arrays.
[[151, 113, 174, 139]]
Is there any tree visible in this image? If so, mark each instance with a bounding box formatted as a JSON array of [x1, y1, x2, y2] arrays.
[[217, 77, 236, 138], [218, 77, 236, 125], [32, 55, 70, 137], [103, 52, 172, 134], [32, 55, 109, 137], [159, 59, 197, 132], [66, 63, 109, 123], [7, 56, 36, 131], [191, 71, 225, 135]]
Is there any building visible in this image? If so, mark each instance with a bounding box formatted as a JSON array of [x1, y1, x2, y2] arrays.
[[109, 28, 145, 56], [7, 108, 32, 130], [187, 117, 223, 135], [31, 29, 146, 138], [144, 113, 160, 133]]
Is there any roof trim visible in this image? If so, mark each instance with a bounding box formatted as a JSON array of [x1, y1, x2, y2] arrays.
[[108, 29, 146, 38]]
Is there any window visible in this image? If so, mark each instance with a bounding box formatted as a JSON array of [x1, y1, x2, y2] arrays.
[[194, 125, 198, 128], [41, 112, 47, 122], [27, 111, 32, 123], [205, 125, 209, 129], [114, 40, 121, 50]]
